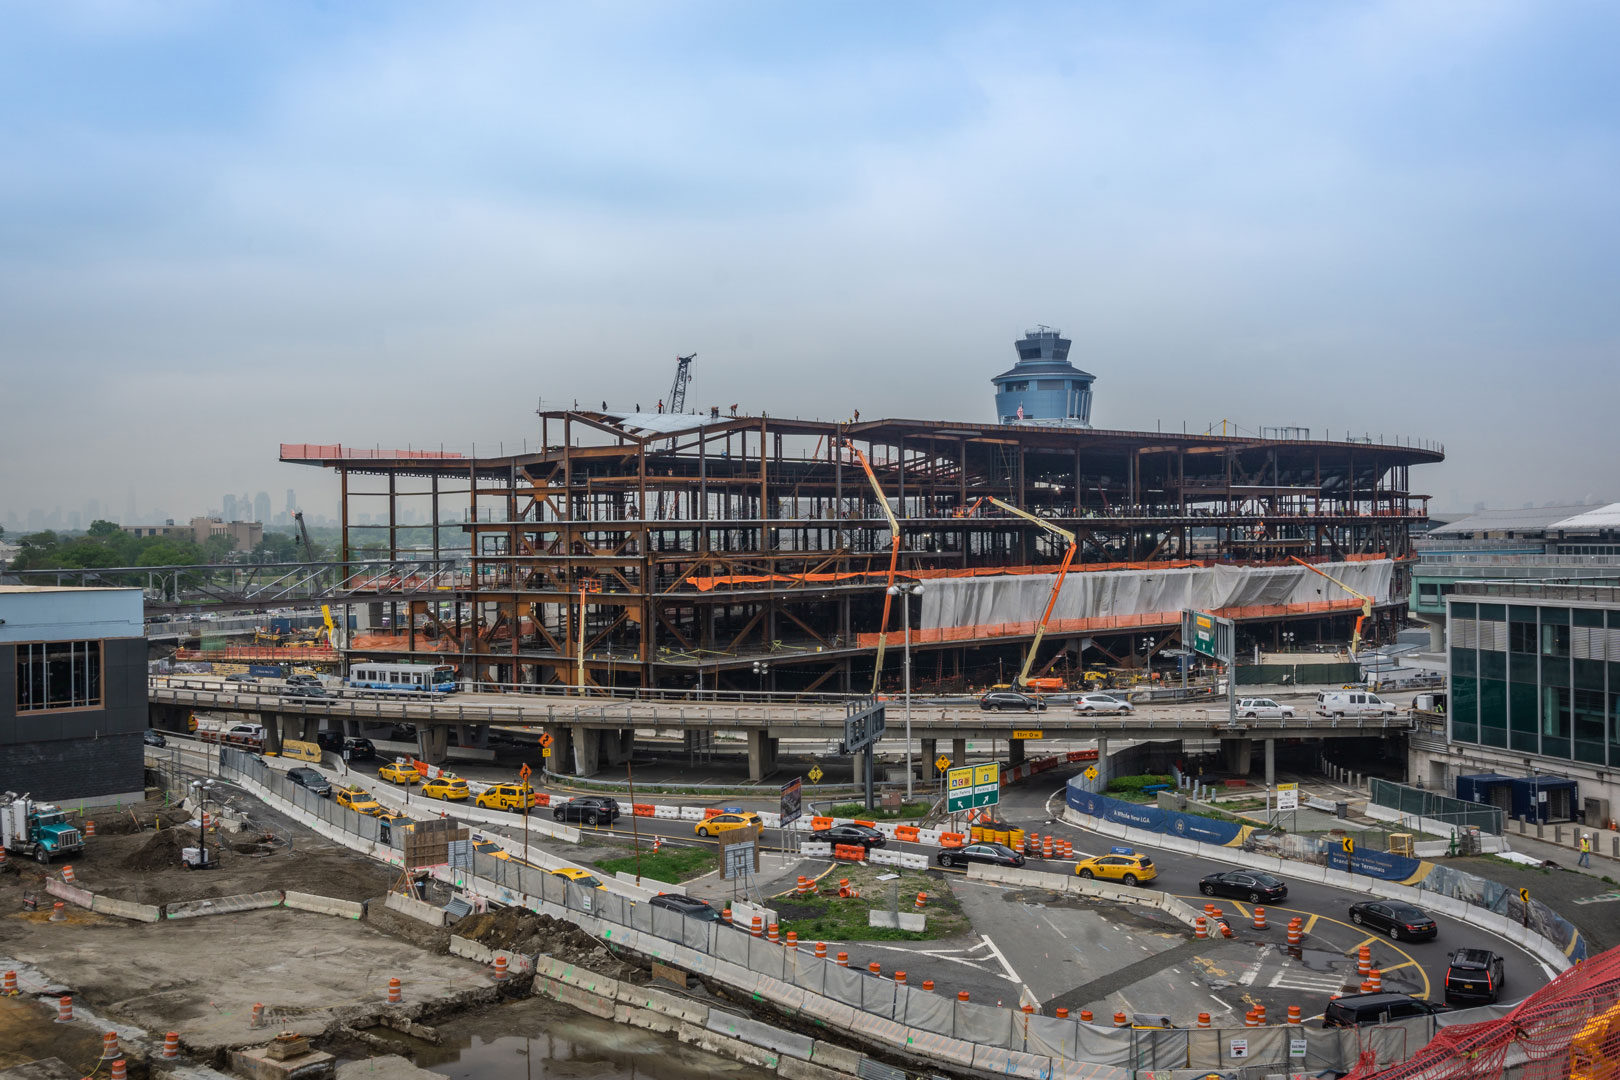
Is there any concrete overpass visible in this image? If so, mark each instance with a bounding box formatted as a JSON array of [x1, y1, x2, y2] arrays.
[[148, 677, 1416, 783]]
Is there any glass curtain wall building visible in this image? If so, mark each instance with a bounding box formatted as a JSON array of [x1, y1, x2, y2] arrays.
[[1448, 582, 1620, 769]]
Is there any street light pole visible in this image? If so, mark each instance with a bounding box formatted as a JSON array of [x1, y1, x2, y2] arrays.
[[888, 583, 924, 798]]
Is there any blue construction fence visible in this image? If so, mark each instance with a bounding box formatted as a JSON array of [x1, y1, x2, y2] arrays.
[[1064, 779, 1587, 962]]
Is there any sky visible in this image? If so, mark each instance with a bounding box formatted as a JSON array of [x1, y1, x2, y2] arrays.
[[2, 0, 1618, 526]]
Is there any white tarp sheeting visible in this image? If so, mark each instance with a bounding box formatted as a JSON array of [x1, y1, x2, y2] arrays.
[[920, 559, 1395, 631]]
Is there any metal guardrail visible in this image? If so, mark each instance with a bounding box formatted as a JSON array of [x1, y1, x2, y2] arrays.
[[148, 677, 1417, 736]]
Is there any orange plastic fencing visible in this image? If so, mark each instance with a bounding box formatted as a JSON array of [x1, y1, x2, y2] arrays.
[[174, 646, 341, 663], [1341, 943, 1620, 1080]]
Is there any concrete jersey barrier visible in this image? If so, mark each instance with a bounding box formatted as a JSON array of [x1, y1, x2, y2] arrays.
[[284, 890, 365, 919], [385, 889, 448, 927], [166, 890, 285, 920], [91, 894, 162, 923]]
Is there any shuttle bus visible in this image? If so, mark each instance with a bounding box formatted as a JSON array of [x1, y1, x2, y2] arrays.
[[346, 662, 458, 695]]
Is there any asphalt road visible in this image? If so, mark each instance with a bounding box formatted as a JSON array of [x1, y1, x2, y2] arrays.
[[152, 737, 1552, 1024]]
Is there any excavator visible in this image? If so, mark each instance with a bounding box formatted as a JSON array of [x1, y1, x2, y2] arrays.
[[844, 440, 902, 694], [962, 497, 1078, 690], [1288, 556, 1373, 656]]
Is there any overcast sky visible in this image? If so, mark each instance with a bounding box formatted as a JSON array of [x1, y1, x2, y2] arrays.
[[3, 1, 1617, 526]]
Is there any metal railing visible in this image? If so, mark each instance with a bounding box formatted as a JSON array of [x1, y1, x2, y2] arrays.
[[1370, 777, 1504, 836]]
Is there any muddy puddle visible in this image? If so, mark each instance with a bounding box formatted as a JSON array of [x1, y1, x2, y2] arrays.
[[361, 996, 775, 1080]]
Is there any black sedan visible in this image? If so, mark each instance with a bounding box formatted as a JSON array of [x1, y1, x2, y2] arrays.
[[1349, 900, 1438, 941], [1199, 870, 1288, 903], [552, 796, 622, 825], [937, 842, 1025, 869], [649, 894, 722, 922], [1444, 948, 1505, 1006], [979, 691, 1046, 712], [143, 729, 167, 747], [811, 824, 887, 849]]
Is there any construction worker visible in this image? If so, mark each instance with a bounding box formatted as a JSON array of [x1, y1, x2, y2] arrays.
[[1579, 832, 1592, 867]]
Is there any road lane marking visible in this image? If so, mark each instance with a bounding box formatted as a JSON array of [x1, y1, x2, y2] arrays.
[[1303, 914, 1320, 935], [1380, 960, 1419, 973], [1228, 901, 1251, 919]]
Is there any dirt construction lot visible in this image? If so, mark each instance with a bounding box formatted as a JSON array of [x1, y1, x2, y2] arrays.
[[0, 794, 489, 1063]]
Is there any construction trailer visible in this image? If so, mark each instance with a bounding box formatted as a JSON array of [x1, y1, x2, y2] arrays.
[[279, 411, 1441, 693]]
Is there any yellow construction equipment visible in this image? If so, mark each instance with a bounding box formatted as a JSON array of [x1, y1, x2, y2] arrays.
[[845, 441, 902, 693], [965, 498, 1078, 689], [1288, 556, 1373, 656]]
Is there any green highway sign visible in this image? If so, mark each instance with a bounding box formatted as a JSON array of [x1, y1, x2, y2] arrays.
[[1183, 609, 1234, 662], [946, 763, 1001, 812]]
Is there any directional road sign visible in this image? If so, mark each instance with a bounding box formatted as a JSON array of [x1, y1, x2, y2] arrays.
[[946, 763, 1001, 812], [808, 765, 824, 784], [1083, 765, 1098, 780]]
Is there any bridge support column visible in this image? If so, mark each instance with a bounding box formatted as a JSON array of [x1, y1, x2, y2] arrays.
[[572, 726, 601, 777], [921, 738, 939, 779], [747, 731, 777, 782], [545, 726, 573, 775], [952, 738, 967, 765], [1096, 737, 1109, 785], [1008, 738, 1026, 768], [259, 713, 283, 755], [602, 729, 633, 767], [1222, 737, 1253, 776], [456, 724, 489, 750], [1264, 737, 1275, 792], [417, 725, 450, 766]]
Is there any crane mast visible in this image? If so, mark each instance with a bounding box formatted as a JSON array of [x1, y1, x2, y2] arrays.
[[668, 353, 696, 414], [844, 441, 902, 693], [964, 497, 1078, 688], [1287, 556, 1374, 656]]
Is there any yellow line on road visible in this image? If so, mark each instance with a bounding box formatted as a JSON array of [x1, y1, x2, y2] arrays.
[[1348, 935, 1381, 955], [1381, 960, 1419, 973], [1227, 900, 1250, 919], [1303, 914, 1319, 935]]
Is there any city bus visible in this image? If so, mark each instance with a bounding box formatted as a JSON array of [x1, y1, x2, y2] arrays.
[[345, 662, 458, 695]]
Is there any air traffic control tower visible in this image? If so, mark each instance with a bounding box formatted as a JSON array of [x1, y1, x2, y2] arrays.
[[991, 326, 1095, 428]]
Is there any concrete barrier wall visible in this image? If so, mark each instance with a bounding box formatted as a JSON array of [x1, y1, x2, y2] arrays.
[[385, 889, 448, 927], [449, 934, 496, 963], [45, 878, 94, 909], [166, 890, 284, 920], [284, 890, 365, 919], [90, 895, 162, 922]]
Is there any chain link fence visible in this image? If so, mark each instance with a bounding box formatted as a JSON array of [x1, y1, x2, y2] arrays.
[[1371, 778, 1504, 835]]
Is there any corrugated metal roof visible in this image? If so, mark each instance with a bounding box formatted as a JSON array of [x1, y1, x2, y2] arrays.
[[1549, 503, 1620, 530], [1429, 504, 1594, 535]]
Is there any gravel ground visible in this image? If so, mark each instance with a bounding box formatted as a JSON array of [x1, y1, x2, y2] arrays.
[[1448, 855, 1620, 954]]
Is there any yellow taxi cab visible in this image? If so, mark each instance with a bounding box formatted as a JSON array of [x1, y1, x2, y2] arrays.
[[1074, 851, 1157, 886], [422, 776, 470, 801], [335, 786, 384, 816], [550, 866, 606, 889], [472, 839, 512, 861], [475, 782, 541, 811], [378, 761, 420, 785], [695, 810, 763, 838]]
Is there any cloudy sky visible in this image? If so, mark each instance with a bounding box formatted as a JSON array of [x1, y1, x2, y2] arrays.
[[2, 0, 1617, 526]]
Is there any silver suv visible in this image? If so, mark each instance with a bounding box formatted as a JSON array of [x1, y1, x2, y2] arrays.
[[1236, 698, 1296, 719]]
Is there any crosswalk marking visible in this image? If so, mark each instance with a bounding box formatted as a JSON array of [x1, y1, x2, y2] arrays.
[[1269, 970, 1347, 992]]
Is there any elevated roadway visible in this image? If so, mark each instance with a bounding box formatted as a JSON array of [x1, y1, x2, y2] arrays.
[[149, 676, 1415, 783]]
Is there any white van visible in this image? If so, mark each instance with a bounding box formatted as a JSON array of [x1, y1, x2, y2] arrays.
[[1316, 690, 1398, 718]]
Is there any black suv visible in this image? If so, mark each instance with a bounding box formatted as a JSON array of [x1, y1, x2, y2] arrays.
[[810, 823, 887, 849], [287, 767, 333, 798], [649, 894, 721, 922], [979, 690, 1045, 712], [286, 682, 328, 698], [287, 673, 322, 687], [315, 730, 343, 751], [553, 796, 621, 825], [342, 737, 376, 761], [1444, 949, 1505, 1006], [1323, 993, 1449, 1028]]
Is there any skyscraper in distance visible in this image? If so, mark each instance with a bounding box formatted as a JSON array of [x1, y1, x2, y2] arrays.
[[253, 492, 271, 523], [223, 494, 238, 521]]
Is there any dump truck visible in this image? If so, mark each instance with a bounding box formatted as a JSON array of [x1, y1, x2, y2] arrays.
[[1, 793, 84, 864]]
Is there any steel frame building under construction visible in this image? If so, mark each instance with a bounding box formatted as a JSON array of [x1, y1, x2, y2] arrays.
[[281, 411, 1443, 693]]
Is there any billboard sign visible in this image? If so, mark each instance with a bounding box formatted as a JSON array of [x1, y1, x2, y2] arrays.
[[779, 777, 804, 827]]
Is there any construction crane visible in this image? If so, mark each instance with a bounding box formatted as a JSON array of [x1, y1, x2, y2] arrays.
[[844, 440, 902, 693], [293, 510, 317, 563], [963, 497, 1078, 689], [667, 353, 696, 414], [1288, 556, 1374, 656]]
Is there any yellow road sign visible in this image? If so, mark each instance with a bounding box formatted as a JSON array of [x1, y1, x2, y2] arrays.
[[808, 765, 825, 784], [1342, 837, 1355, 854], [935, 755, 951, 772], [1083, 765, 1098, 780], [1012, 730, 1043, 740], [1519, 887, 1531, 904], [542, 747, 552, 758]]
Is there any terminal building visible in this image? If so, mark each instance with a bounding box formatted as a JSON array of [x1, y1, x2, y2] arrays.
[[1424, 579, 1620, 825], [0, 586, 147, 804], [279, 329, 1443, 696]]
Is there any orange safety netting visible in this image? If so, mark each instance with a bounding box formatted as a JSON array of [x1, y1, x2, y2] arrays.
[[1342, 944, 1620, 1080], [174, 646, 340, 662], [686, 552, 1387, 592], [279, 443, 465, 460], [852, 598, 1368, 648]]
